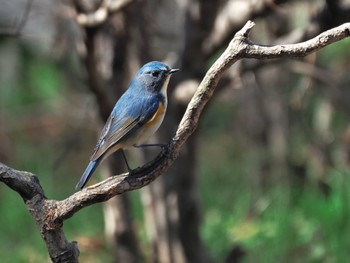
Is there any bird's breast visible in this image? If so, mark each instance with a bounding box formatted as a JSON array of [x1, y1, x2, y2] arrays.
[[128, 101, 166, 145], [144, 102, 166, 130]]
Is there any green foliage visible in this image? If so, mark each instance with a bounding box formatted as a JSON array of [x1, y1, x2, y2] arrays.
[[200, 150, 350, 263], [28, 58, 63, 100], [198, 89, 350, 262]]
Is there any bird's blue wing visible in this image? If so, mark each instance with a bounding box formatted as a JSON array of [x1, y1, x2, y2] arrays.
[[90, 93, 160, 161]]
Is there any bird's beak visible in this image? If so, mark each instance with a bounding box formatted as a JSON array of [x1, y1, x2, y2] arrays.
[[168, 68, 179, 74]]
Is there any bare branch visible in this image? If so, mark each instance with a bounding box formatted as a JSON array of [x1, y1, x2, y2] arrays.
[[244, 22, 350, 59], [0, 163, 79, 262], [0, 162, 45, 201], [202, 0, 287, 57]]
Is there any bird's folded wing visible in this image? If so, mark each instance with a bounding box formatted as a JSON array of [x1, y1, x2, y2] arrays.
[[90, 98, 159, 161], [90, 116, 140, 161]]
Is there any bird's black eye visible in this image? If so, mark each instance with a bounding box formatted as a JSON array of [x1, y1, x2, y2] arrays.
[[151, 71, 160, 77]]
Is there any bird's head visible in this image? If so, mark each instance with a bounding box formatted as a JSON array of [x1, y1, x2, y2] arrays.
[[135, 61, 179, 93]]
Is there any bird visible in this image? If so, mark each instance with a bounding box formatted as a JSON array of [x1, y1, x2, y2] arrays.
[[76, 61, 179, 190]]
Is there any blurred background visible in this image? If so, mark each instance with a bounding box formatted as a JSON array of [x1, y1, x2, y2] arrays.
[[1, 0, 350, 262]]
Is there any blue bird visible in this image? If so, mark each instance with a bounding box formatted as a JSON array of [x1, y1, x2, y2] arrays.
[[76, 61, 179, 190]]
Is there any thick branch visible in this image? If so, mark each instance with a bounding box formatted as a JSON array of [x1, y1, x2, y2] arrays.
[[0, 163, 79, 262], [0, 163, 45, 201]]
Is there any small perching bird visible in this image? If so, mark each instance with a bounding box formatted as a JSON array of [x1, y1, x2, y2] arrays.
[[76, 61, 179, 190]]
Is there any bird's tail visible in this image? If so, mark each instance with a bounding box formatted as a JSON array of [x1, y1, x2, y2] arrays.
[[76, 158, 102, 190]]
